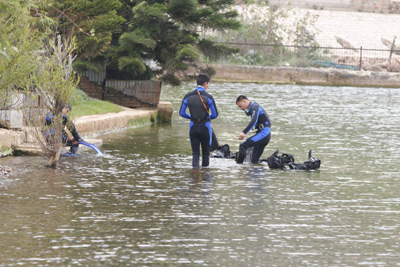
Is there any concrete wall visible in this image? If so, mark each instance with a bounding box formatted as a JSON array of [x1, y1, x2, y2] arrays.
[[74, 108, 159, 137], [210, 63, 400, 87], [269, 0, 392, 12], [0, 129, 25, 148], [0, 102, 173, 157]]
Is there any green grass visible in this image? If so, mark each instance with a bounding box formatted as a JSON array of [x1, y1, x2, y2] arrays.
[[69, 89, 123, 118]]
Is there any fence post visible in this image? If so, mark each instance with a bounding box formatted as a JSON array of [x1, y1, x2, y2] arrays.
[[279, 45, 282, 67], [359, 46, 363, 71], [388, 36, 396, 66]]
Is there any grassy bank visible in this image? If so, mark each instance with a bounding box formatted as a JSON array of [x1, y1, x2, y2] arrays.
[[69, 89, 123, 118]]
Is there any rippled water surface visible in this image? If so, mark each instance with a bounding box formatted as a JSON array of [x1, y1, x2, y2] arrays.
[[1, 83, 400, 266]]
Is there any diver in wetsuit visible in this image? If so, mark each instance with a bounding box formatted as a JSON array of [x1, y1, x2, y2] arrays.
[[236, 95, 271, 164], [45, 104, 82, 154], [179, 74, 218, 168]]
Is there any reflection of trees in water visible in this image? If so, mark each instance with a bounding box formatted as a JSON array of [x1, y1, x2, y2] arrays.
[[190, 168, 213, 183]]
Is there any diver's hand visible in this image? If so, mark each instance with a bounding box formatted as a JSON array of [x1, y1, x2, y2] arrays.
[[238, 132, 245, 140]]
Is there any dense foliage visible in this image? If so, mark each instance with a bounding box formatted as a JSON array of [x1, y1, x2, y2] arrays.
[[46, 0, 125, 72], [47, 0, 240, 84], [0, 0, 43, 108]]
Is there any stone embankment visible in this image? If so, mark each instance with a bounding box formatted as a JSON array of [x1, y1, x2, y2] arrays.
[[210, 64, 400, 87], [75, 107, 159, 137], [0, 101, 173, 157]]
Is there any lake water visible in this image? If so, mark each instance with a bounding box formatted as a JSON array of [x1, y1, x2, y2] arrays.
[[1, 83, 400, 266]]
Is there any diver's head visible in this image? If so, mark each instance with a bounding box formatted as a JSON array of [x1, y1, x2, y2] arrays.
[[236, 95, 250, 111], [196, 74, 211, 89], [62, 104, 71, 115]]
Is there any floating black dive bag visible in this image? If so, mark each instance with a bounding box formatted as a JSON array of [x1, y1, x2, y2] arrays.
[[288, 150, 321, 170], [262, 149, 294, 169], [211, 144, 236, 159]]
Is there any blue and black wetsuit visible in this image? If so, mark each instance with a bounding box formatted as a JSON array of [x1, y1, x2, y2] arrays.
[[179, 86, 218, 167], [237, 101, 271, 164]]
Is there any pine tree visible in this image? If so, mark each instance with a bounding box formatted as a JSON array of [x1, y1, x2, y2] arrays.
[[47, 0, 240, 84], [52, 0, 239, 84], [110, 0, 240, 84], [46, 0, 125, 71]]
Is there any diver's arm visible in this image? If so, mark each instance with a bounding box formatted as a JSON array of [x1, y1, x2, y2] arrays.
[[179, 98, 191, 119], [242, 103, 260, 134], [65, 120, 81, 141], [70, 123, 81, 141], [208, 98, 218, 120]]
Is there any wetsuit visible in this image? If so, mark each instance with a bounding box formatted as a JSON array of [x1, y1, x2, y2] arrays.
[[62, 115, 81, 154], [179, 86, 218, 167], [237, 101, 271, 164]]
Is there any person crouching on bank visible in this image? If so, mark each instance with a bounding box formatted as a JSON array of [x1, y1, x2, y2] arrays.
[[45, 104, 82, 155], [179, 74, 218, 168], [236, 95, 271, 164]]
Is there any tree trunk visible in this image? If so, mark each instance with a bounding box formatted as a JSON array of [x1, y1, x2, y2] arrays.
[[47, 148, 62, 168]]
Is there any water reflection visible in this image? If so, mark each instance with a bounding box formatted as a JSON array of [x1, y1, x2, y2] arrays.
[[1, 83, 400, 265], [189, 168, 213, 183]]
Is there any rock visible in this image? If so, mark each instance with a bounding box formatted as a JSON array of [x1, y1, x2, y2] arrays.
[[335, 36, 355, 49], [0, 165, 11, 178], [362, 62, 372, 71], [388, 58, 400, 72], [158, 101, 173, 123], [370, 65, 386, 72], [391, 1, 400, 14]]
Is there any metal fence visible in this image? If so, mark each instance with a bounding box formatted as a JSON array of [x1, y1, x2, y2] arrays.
[[209, 42, 400, 72]]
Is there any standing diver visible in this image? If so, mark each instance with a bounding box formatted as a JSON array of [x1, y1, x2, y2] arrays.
[[236, 95, 271, 164], [179, 74, 218, 168]]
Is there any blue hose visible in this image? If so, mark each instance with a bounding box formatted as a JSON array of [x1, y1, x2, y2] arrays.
[[79, 141, 104, 156]]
